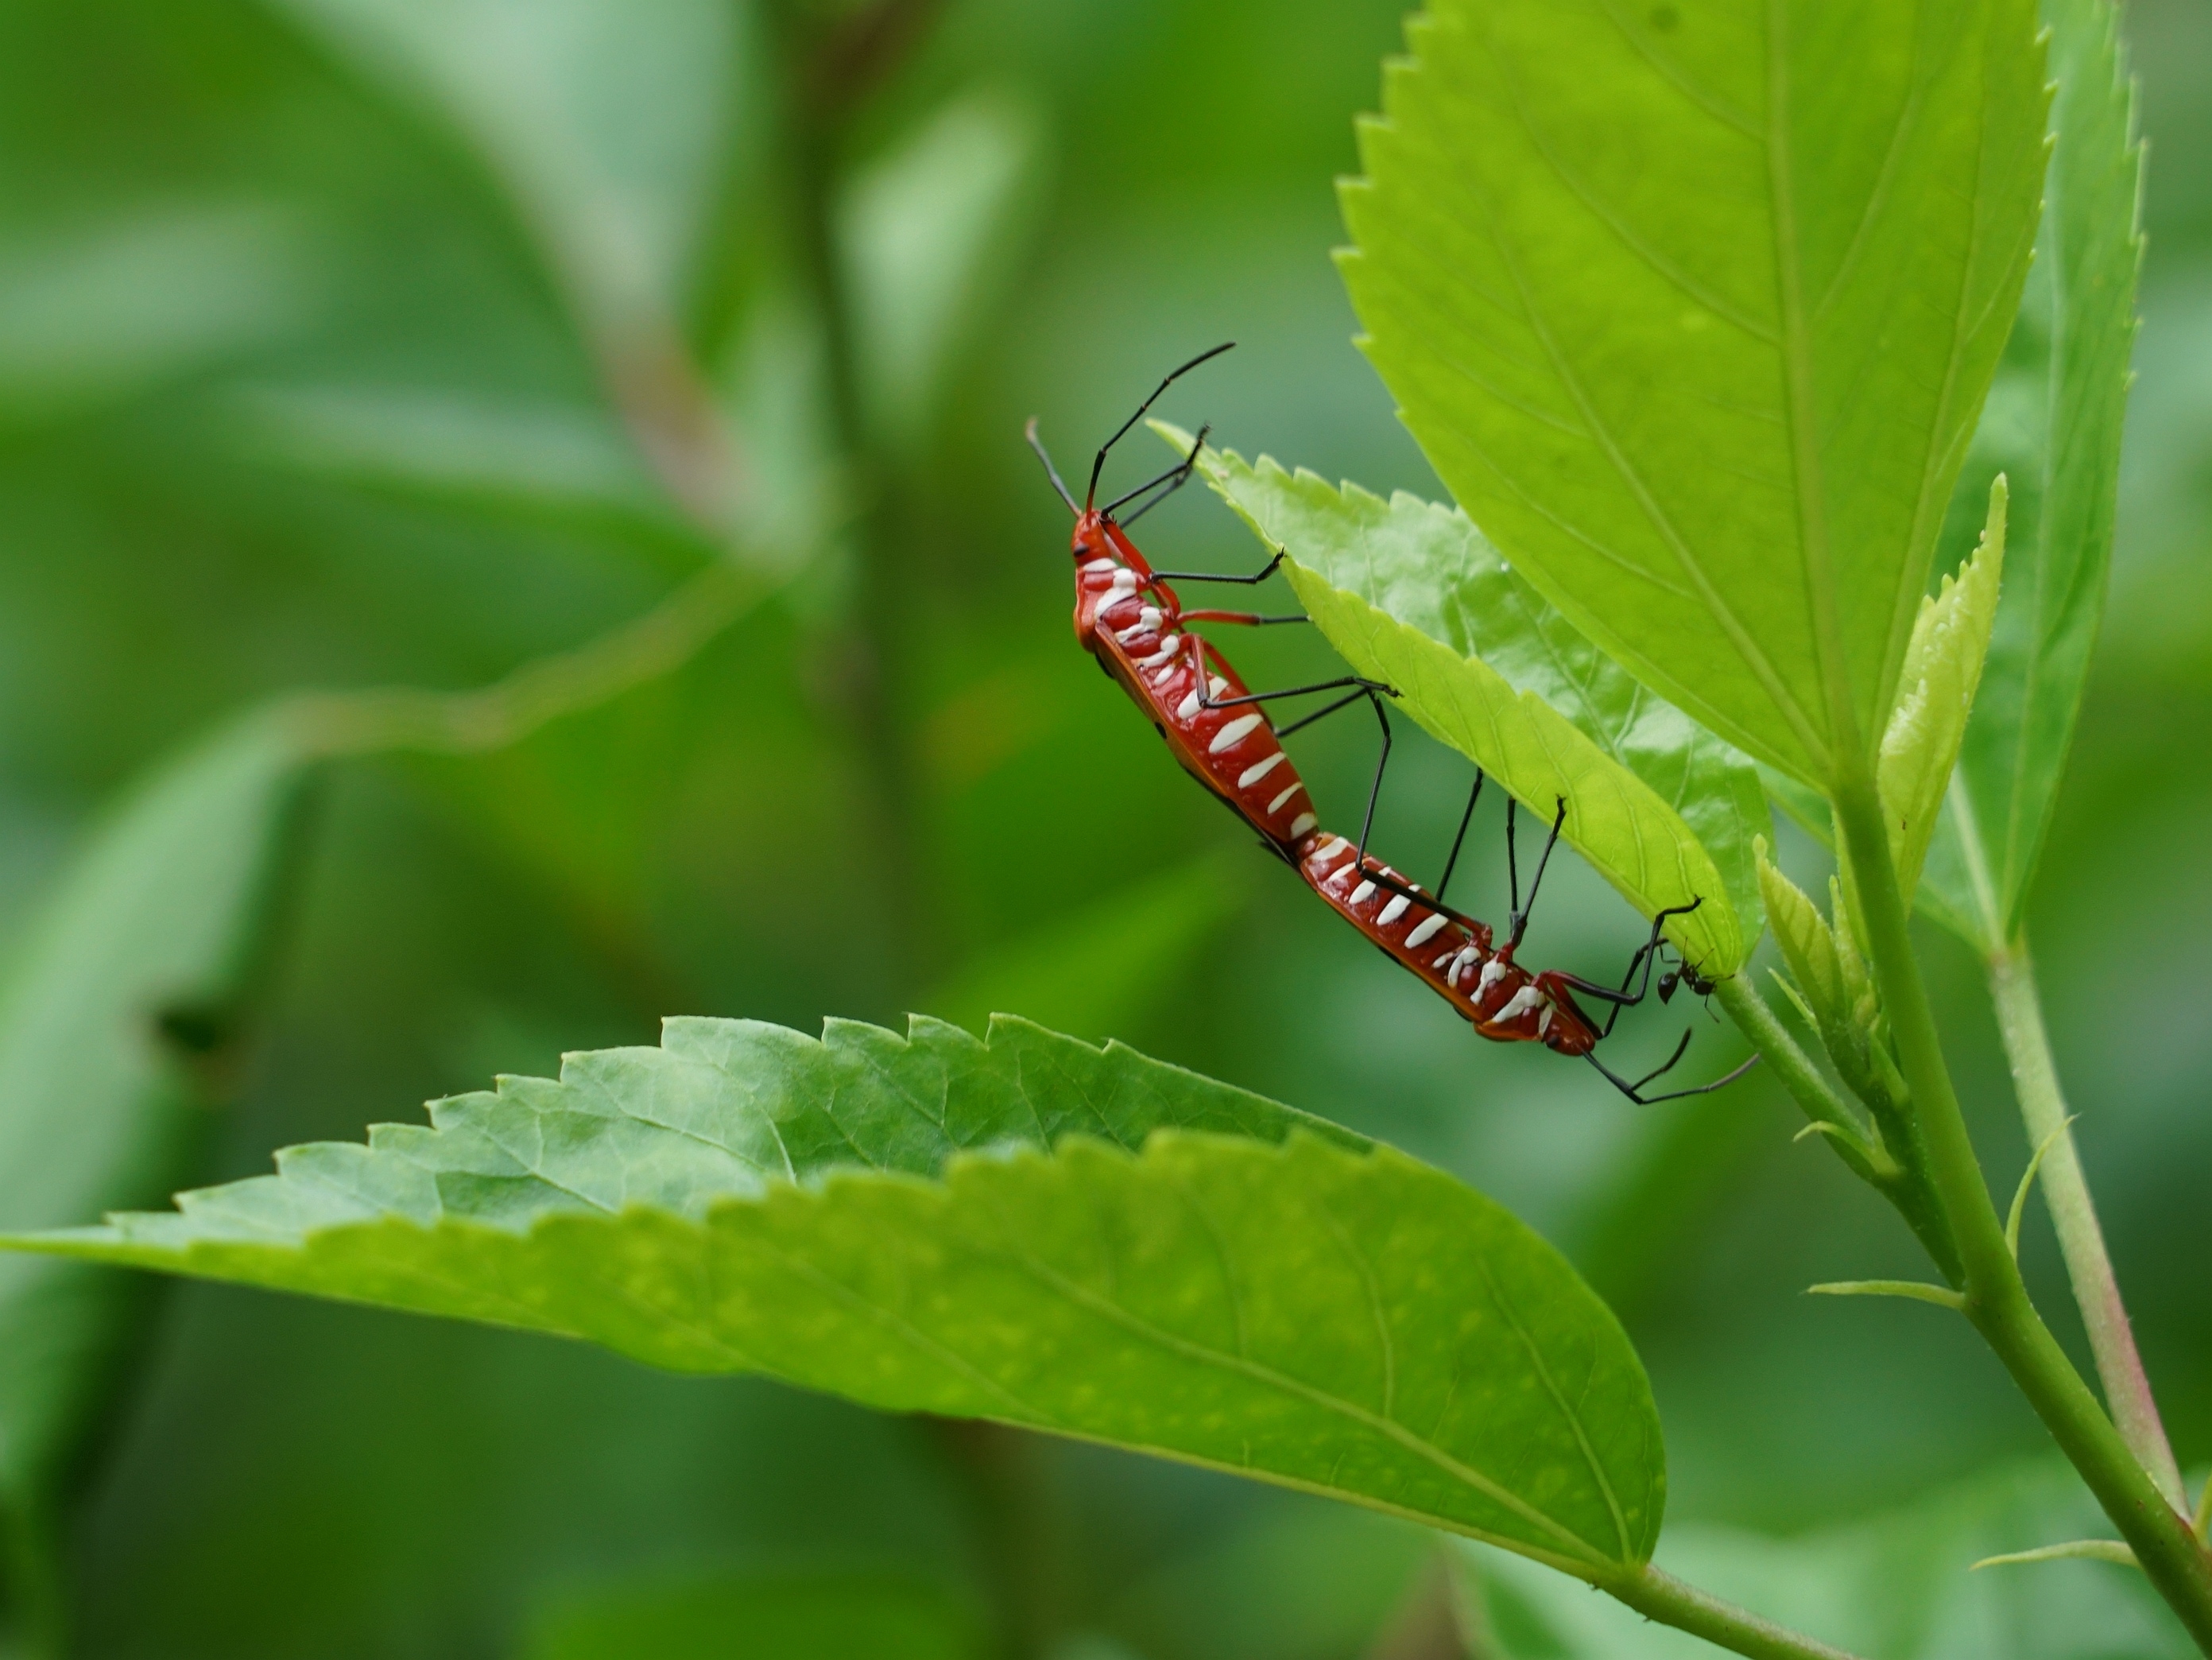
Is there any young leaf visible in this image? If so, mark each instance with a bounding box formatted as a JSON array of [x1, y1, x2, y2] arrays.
[[0, 1017, 1665, 1578], [1935, 0, 2146, 946], [1755, 846, 1847, 1038], [1804, 1280, 1966, 1311], [0, 712, 316, 1534], [1168, 430, 1767, 951], [1878, 482, 2007, 901], [1338, 0, 2047, 790], [1973, 1539, 2138, 1572]]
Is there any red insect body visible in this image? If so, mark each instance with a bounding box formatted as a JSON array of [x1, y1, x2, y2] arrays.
[[1064, 510, 1600, 1058], [1297, 837, 1600, 1056], [1070, 510, 1319, 854]]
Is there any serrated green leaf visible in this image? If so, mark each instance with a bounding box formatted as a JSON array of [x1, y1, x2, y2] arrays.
[[1165, 429, 1766, 952], [1926, 0, 2145, 948], [0, 1017, 1664, 1577], [1338, 0, 2047, 790], [0, 711, 316, 1531], [1879, 481, 2007, 900], [1242, 528, 1741, 975], [1462, 1459, 2189, 1659]]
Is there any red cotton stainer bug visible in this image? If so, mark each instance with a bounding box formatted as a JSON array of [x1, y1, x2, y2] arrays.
[[1025, 346, 1757, 1105]]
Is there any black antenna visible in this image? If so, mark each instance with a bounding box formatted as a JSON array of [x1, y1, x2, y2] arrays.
[[1087, 342, 1234, 510], [1025, 419, 1079, 514]]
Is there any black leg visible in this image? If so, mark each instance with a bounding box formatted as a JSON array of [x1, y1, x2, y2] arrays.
[[1505, 797, 1521, 919], [1586, 1046, 1761, 1106], [1198, 676, 1397, 717], [1270, 687, 1370, 736], [1355, 692, 1393, 863], [1549, 898, 1705, 1037], [1149, 550, 1287, 585], [1087, 342, 1235, 509], [1508, 797, 1568, 948], [1106, 424, 1210, 520], [1435, 773, 1485, 905], [1180, 609, 1308, 626]]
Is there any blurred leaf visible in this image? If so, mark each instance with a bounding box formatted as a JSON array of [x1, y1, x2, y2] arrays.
[[844, 87, 1046, 446], [523, 1568, 985, 1660], [0, 202, 320, 418], [1174, 429, 1767, 953], [3, 1016, 1664, 1577], [1924, 0, 2146, 949], [1879, 483, 2005, 904], [1459, 1459, 2190, 1659], [268, 0, 738, 324], [1338, 0, 2047, 789], [924, 852, 1246, 1043], [230, 385, 701, 548], [0, 711, 316, 1604]]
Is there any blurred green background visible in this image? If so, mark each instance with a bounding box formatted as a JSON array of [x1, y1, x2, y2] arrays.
[[0, 1, 2205, 1655]]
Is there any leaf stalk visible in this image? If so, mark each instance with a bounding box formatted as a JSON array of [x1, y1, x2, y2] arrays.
[[1598, 1562, 1863, 1660]]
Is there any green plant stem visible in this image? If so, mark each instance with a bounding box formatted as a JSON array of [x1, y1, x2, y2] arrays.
[[1598, 1563, 1862, 1660], [1713, 976, 1886, 1176], [1988, 938, 2185, 1509], [771, 0, 935, 1003], [924, 1418, 1056, 1660], [1830, 774, 2212, 1652]]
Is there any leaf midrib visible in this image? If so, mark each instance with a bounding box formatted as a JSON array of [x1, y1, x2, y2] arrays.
[[1473, 7, 1829, 774]]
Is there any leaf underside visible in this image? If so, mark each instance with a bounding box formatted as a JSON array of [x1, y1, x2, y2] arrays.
[[1341, 0, 2047, 790], [0, 1015, 1664, 1575], [1168, 429, 1761, 975]]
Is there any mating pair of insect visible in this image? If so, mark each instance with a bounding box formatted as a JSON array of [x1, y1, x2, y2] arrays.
[[1027, 344, 1754, 1104]]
